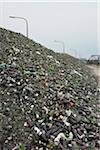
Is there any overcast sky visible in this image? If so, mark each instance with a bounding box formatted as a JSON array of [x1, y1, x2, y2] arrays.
[[0, 1, 99, 58]]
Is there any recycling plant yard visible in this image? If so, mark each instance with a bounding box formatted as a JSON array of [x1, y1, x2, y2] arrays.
[[0, 28, 100, 150]]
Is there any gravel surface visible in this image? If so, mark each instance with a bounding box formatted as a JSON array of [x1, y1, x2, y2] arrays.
[[0, 28, 100, 150]]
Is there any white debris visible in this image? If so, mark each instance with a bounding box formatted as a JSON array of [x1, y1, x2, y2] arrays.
[[13, 89, 17, 92], [13, 57, 17, 60], [36, 114, 39, 119], [65, 93, 73, 98], [7, 136, 12, 141], [24, 122, 28, 127], [13, 46, 20, 53], [78, 134, 85, 139], [54, 133, 66, 145], [31, 105, 34, 109], [57, 91, 63, 97], [67, 132, 73, 141], [34, 126, 42, 135], [63, 120, 70, 127], [39, 148, 43, 150], [54, 131, 74, 145], [7, 92, 10, 95], [49, 116, 53, 121], [35, 93, 39, 96], [12, 145, 19, 150], [97, 122, 100, 127], [17, 82, 21, 85], [36, 51, 41, 55], [21, 108, 25, 112], [47, 55, 53, 59], [25, 96, 28, 99], [38, 119, 44, 123], [73, 114, 77, 117], [66, 109, 72, 117], [55, 59, 60, 65], [65, 80, 68, 86], [43, 106, 49, 114], [0, 113, 6, 118], [12, 61, 17, 67], [72, 70, 82, 77]]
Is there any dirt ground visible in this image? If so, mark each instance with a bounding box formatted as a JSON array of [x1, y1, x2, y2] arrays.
[[87, 65, 100, 127], [86, 65, 100, 89], [86, 65, 100, 77]]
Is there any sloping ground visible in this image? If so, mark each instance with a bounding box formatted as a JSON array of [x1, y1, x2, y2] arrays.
[[87, 65, 100, 81], [87, 64, 100, 131], [0, 28, 99, 150]]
